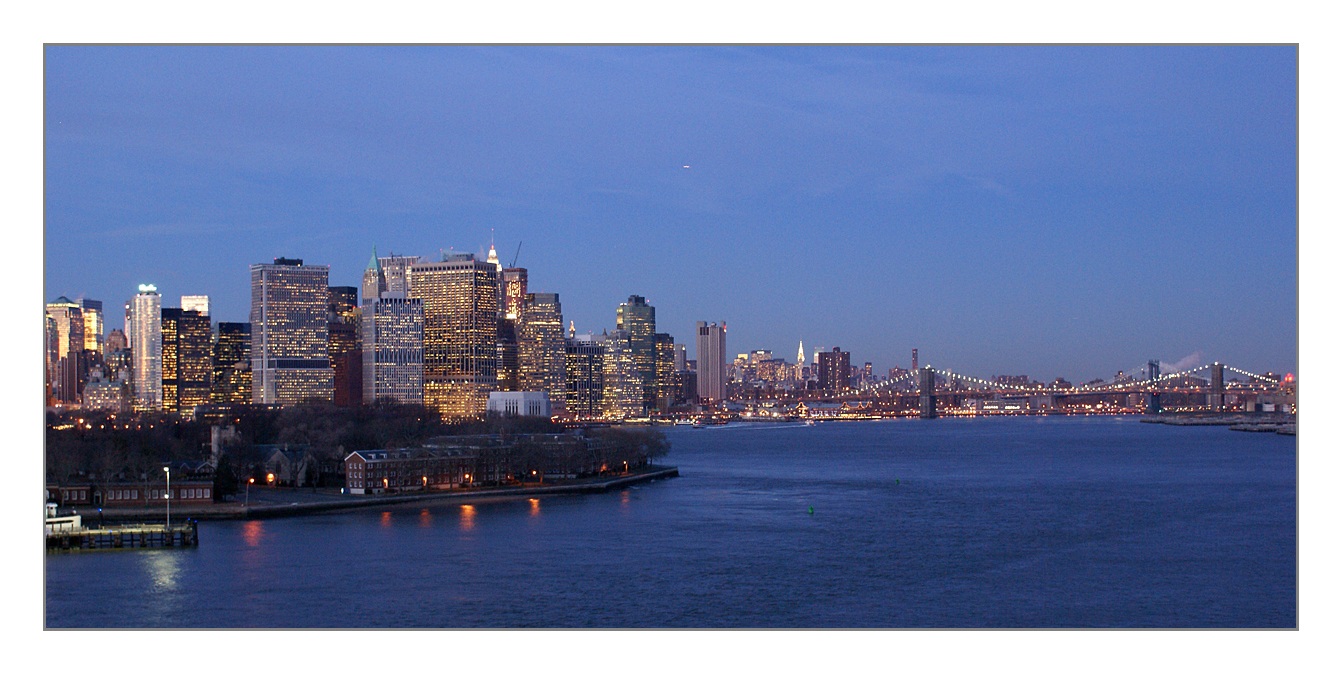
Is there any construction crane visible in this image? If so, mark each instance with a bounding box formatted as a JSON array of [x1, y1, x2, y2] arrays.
[[509, 242, 522, 268]]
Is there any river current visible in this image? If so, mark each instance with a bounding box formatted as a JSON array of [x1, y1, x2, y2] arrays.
[[44, 416, 1296, 628]]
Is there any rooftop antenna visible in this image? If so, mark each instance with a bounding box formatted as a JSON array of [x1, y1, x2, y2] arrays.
[[510, 241, 522, 268]]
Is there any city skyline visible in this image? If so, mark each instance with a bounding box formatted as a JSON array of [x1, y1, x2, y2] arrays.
[[43, 46, 1297, 383]]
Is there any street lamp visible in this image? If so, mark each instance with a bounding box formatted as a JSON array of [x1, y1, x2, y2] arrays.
[[163, 466, 171, 528], [245, 477, 254, 507]]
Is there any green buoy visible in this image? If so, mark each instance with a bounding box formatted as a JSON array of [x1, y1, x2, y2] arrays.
[[808, 506, 814, 514], [895, 479, 900, 485]]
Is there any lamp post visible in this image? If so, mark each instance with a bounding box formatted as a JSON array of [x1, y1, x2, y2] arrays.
[[245, 477, 254, 507], [163, 466, 171, 528]]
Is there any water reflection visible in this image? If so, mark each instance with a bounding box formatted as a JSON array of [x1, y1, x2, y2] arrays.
[[143, 550, 180, 592], [419, 508, 433, 528], [460, 505, 476, 532], [529, 498, 540, 517], [380, 511, 392, 528], [242, 520, 263, 547]]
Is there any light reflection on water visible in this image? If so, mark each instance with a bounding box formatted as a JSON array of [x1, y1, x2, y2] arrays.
[[460, 504, 476, 531], [528, 499, 540, 517], [419, 508, 433, 528], [241, 520, 263, 547]]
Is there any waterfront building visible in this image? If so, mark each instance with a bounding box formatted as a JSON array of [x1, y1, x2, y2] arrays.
[[518, 292, 566, 416], [128, 285, 163, 411], [601, 330, 642, 418], [617, 295, 657, 413], [361, 293, 424, 405], [329, 285, 362, 407], [695, 321, 727, 402], [181, 295, 210, 316], [249, 258, 333, 406], [46, 297, 85, 405], [211, 322, 251, 404], [410, 253, 498, 419], [565, 333, 605, 418], [161, 307, 212, 415], [654, 333, 677, 413], [817, 347, 851, 393], [486, 391, 551, 418]]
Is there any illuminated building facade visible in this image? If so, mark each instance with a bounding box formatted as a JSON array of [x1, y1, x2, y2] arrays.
[[161, 307, 212, 415], [212, 322, 251, 404], [329, 285, 362, 407], [250, 258, 333, 406], [45, 296, 85, 405], [501, 268, 527, 319], [565, 334, 604, 418], [601, 329, 642, 418], [181, 295, 210, 316], [77, 298, 104, 356], [410, 254, 498, 419], [695, 321, 726, 402], [817, 347, 851, 393], [128, 285, 163, 411], [617, 295, 656, 413], [362, 294, 424, 405], [654, 333, 677, 412], [518, 292, 566, 415]]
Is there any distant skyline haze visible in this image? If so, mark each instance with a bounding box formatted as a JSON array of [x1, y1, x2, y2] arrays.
[[43, 45, 1297, 384]]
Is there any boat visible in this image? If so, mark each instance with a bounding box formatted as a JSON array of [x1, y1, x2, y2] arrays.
[[805, 419, 817, 426]]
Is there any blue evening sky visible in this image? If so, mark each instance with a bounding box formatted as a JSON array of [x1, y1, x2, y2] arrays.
[[43, 46, 1297, 383]]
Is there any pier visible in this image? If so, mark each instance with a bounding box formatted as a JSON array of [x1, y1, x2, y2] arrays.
[[46, 522, 199, 551]]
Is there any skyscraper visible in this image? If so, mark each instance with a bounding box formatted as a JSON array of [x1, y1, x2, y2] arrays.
[[161, 307, 212, 415], [128, 285, 163, 411], [796, 341, 806, 381], [379, 251, 422, 296], [818, 347, 852, 393], [362, 246, 387, 303], [250, 258, 333, 405], [654, 333, 676, 413], [77, 298, 104, 356], [518, 292, 566, 415], [565, 333, 605, 418], [211, 322, 251, 404], [601, 329, 641, 418], [500, 268, 528, 319], [362, 294, 424, 405], [617, 295, 656, 413], [181, 295, 210, 316], [329, 285, 362, 407], [695, 321, 726, 402], [45, 297, 85, 405], [410, 253, 498, 420]]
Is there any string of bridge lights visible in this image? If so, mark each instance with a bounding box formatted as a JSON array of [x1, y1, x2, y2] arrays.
[[856, 362, 1280, 395]]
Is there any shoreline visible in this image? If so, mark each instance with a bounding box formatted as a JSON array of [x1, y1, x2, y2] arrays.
[[80, 465, 679, 522]]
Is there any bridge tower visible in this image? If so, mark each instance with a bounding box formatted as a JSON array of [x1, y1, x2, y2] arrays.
[[1147, 360, 1160, 382], [1146, 391, 1162, 415], [1209, 362, 1225, 410], [918, 367, 938, 419]]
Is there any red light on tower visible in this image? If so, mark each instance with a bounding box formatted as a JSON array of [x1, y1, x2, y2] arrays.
[[1284, 373, 1295, 383]]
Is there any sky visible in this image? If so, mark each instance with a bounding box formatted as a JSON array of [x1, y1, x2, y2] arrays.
[[43, 45, 1298, 383]]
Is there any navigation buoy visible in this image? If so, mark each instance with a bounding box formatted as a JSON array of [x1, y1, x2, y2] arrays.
[[808, 506, 814, 514], [895, 479, 900, 485]]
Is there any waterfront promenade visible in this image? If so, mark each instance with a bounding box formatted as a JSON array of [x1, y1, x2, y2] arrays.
[[83, 465, 679, 522]]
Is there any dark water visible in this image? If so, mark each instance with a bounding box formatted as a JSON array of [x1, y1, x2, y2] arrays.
[[45, 416, 1296, 628]]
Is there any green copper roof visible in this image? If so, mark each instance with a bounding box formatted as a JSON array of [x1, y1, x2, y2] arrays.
[[366, 245, 381, 272]]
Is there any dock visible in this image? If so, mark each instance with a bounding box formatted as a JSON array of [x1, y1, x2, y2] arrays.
[[46, 522, 199, 552]]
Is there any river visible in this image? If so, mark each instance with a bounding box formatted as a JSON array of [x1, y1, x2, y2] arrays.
[[45, 416, 1296, 628]]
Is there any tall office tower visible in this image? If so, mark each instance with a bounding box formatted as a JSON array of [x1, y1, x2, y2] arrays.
[[497, 316, 521, 391], [518, 292, 566, 415], [600, 329, 641, 418], [912, 348, 918, 372], [161, 307, 212, 415], [45, 297, 85, 405], [105, 328, 132, 386], [695, 321, 727, 402], [818, 347, 852, 393], [654, 333, 676, 412], [77, 298, 104, 356], [361, 294, 424, 405], [45, 313, 57, 403], [362, 246, 388, 302], [500, 268, 528, 319], [617, 295, 656, 413], [106, 328, 128, 353], [329, 285, 362, 407], [674, 343, 686, 372], [181, 295, 210, 316], [379, 252, 422, 296], [565, 333, 605, 418], [410, 253, 498, 419], [796, 341, 806, 381], [250, 258, 333, 405], [128, 285, 163, 411], [211, 322, 251, 404]]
